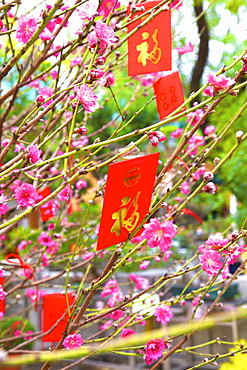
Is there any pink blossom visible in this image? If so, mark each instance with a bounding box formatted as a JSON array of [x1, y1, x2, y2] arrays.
[[50, 69, 58, 80], [2, 138, 10, 147], [98, 0, 121, 18], [170, 128, 184, 138], [0, 194, 8, 216], [207, 73, 235, 91], [41, 253, 49, 267], [74, 84, 99, 113], [139, 260, 150, 270], [24, 330, 33, 340], [176, 42, 194, 55], [226, 245, 245, 265], [203, 86, 214, 97], [46, 240, 59, 255], [141, 74, 156, 86], [63, 333, 84, 350], [205, 235, 228, 251], [155, 256, 161, 262], [38, 231, 53, 246], [148, 131, 166, 146], [187, 108, 204, 126], [193, 166, 205, 180], [71, 138, 89, 148], [14, 329, 22, 337], [180, 180, 190, 194], [78, 0, 99, 21], [39, 28, 52, 41], [154, 304, 173, 325], [187, 135, 205, 156], [142, 218, 177, 253], [70, 56, 83, 68], [14, 142, 25, 152], [134, 315, 146, 326], [15, 183, 39, 208], [0, 286, 6, 300], [199, 249, 223, 276], [17, 240, 28, 251], [76, 179, 87, 189], [192, 297, 201, 306], [129, 273, 149, 290], [0, 268, 4, 278], [95, 20, 117, 50], [163, 250, 172, 262], [107, 291, 124, 307], [109, 309, 124, 320], [87, 30, 98, 49], [16, 15, 38, 43], [144, 338, 169, 365], [82, 251, 94, 260], [101, 279, 119, 298], [0, 311, 4, 319], [100, 320, 113, 330], [204, 125, 216, 136], [242, 56, 247, 72], [26, 288, 46, 302], [57, 186, 73, 201], [38, 87, 53, 108], [27, 145, 42, 164], [121, 328, 136, 337], [170, 0, 183, 9]]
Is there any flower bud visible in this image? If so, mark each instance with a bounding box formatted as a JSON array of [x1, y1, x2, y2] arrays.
[[148, 131, 166, 147], [95, 56, 106, 65], [236, 130, 244, 143], [203, 182, 217, 194], [36, 95, 45, 106], [203, 171, 214, 182], [77, 126, 88, 135]]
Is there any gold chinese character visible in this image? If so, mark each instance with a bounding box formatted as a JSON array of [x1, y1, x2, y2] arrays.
[[111, 191, 141, 236], [136, 29, 162, 67]]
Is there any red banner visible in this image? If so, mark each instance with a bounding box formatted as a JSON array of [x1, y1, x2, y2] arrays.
[[154, 71, 185, 120], [97, 153, 160, 250], [42, 293, 75, 342], [0, 277, 5, 314], [38, 187, 54, 222], [127, 1, 171, 76]]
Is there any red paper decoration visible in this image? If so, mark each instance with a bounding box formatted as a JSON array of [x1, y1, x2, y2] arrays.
[[38, 187, 54, 222], [97, 153, 160, 250], [154, 71, 185, 120], [42, 293, 75, 342], [127, 1, 172, 76], [0, 277, 5, 314]]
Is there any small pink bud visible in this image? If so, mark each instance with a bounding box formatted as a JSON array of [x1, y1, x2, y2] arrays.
[[203, 182, 217, 194], [148, 131, 166, 147], [36, 95, 45, 105], [95, 56, 106, 65], [0, 20, 3, 29], [90, 69, 105, 80], [203, 171, 214, 182], [77, 126, 88, 135]]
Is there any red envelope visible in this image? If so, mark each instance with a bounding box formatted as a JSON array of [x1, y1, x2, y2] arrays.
[[97, 153, 160, 250], [127, 1, 171, 76], [38, 187, 54, 222], [154, 71, 185, 120], [0, 277, 5, 314], [42, 293, 75, 342]]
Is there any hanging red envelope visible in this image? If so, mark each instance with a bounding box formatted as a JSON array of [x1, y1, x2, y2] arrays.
[[154, 71, 185, 120], [127, 1, 171, 76], [97, 153, 160, 250], [42, 293, 75, 342], [0, 277, 5, 314], [38, 187, 54, 222]]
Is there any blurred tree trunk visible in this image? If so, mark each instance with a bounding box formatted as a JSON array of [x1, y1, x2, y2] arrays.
[[189, 0, 209, 105]]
